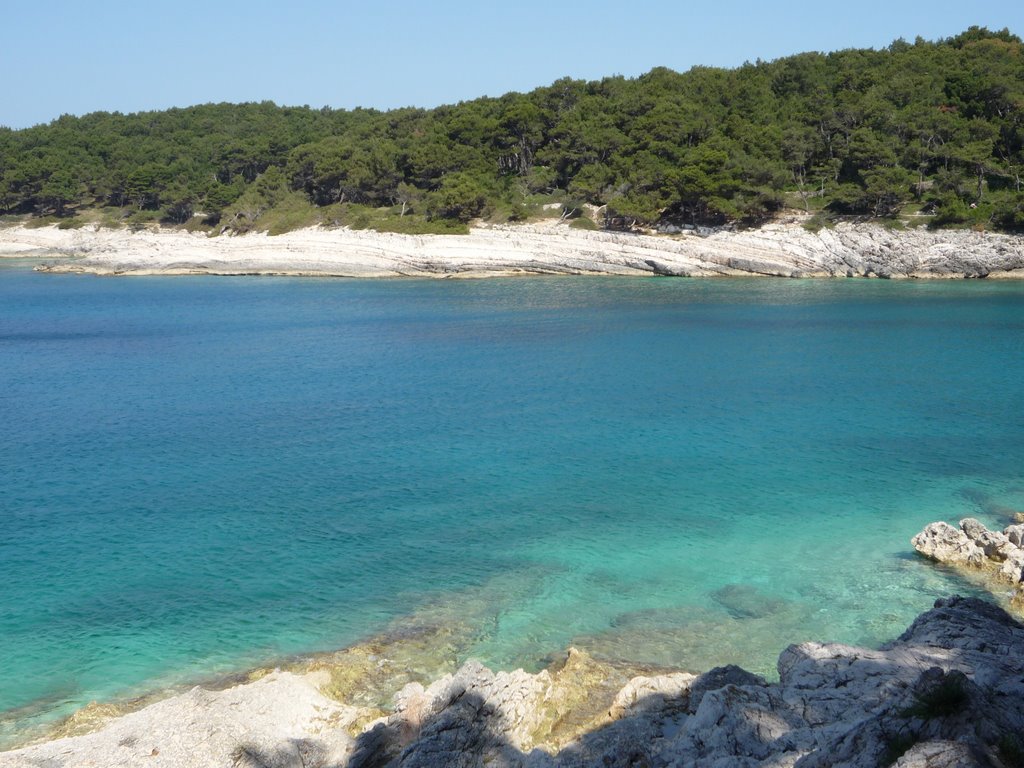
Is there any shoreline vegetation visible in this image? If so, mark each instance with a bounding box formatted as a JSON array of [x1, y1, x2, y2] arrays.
[[2, 28, 1022, 240], [1, 217, 1022, 279], [4, 24, 1024, 767]]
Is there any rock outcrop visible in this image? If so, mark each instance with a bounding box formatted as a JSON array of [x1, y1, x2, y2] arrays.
[[2, 220, 1023, 279], [913, 518, 1024, 607], [3, 596, 1022, 768]]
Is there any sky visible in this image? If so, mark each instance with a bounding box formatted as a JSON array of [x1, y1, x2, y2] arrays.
[[3, 0, 1022, 129]]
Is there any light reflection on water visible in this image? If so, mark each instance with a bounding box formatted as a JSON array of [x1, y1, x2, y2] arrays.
[[0, 268, 1021, 747]]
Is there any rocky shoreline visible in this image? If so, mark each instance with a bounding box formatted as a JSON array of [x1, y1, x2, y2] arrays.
[[913, 517, 1024, 609], [1, 596, 1021, 768], [1, 219, 1023, 279]]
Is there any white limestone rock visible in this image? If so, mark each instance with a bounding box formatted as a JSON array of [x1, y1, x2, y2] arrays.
[[3, 597, 1023, 768], [911, 521, 986, 565], [4, 220, 1024, 279], [0, 671, 362, 768], [913, 518, 1024, 606], [606, 672, 697, 720], [892, 741, 985, 768]]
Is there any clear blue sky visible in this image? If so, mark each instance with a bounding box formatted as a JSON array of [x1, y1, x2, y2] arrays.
[[3, 0, 1022, 129]]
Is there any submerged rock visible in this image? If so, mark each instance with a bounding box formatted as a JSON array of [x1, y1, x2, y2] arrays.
[[710, 583, 790, 619], [3, 596, 1022, 767]]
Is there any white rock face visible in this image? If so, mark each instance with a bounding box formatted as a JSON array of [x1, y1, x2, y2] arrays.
[[0, 671, 361, 768], [911, 520, 987, 566], [892, 740, 983, 768], [2, 220, 1023, 279], [913, 518, 1024, 603], [3, 597, 1021, 768], [607, 672, 697, 719]]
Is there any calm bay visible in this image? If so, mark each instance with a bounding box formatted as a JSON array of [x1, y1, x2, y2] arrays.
[[2, 263, 1022, 746]]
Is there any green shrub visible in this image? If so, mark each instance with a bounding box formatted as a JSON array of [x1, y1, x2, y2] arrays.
[[324, 203, 468, 235], [374, 217, 468, 235], [901, 673, 968, 719], [802, 213, 834, 233], [25, 215, 62, 229], [425, 173, 488, 223]]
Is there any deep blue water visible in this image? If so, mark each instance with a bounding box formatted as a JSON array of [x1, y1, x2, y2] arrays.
[[2, 263, 1022, 745]]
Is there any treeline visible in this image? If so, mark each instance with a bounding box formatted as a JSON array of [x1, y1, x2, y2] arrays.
[[1, 26, 1022, 233]]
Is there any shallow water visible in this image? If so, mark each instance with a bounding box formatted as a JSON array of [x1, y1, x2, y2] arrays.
[[1, 267, 1022, 746]]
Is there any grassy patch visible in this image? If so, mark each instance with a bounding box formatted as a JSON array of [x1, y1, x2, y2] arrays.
[[321, 203, 469, 235], [901, 674, 968, 719], [56, 216, 88, 230], [569, 217, 599, 230], [802, 212, 835, 233], [24, 215, 63, 229], [261, 193, 323, 236], [783, 191, 829, 213], [373, 216, 469, 235], [125, 210, 164, 230], [181, 217, 215, 234]]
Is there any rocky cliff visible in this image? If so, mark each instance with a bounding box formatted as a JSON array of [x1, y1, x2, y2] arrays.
[[2, 596, 1021, 768]]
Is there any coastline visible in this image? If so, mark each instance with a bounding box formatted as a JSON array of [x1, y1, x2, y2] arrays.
[[4, 225, 1024, 764], [1, 596, 1021, 767], [2, 219, 1023, 279]]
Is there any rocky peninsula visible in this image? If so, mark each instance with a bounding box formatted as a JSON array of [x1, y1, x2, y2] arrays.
[[913, 518, 1024, 609], [1, 596, 1022, 768], [1, 220, 1023, 279]]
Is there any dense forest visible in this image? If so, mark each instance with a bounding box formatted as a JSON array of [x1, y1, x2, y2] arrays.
[[1, 26, 1022, 234]]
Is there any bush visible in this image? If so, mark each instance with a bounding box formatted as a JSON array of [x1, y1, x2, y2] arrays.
[[569, 216, 598, 230], [425, 173, 488, 223], [375, 217, 468, 235], [325, 203, 468, 235], [802, 213, 834, 232], [901, 672, 968, 719]]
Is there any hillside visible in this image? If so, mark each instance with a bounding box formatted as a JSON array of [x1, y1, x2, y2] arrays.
[[1, 26, 1022, 235]]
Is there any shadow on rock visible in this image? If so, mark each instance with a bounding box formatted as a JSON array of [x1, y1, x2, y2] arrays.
[[3, 598, 1022, 768], [341, 597, 1024, 768]]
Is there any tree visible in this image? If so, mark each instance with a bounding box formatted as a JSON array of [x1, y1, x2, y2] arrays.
[[426, 173, 488, 222], [39, 168, 80, 216], [0, 28, 1020, 233]]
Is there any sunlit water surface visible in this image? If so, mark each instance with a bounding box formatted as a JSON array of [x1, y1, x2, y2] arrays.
[[2, 264, 1022, 746]]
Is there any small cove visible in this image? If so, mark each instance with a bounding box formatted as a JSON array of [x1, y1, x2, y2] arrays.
[[1, 267, 1021, 747]]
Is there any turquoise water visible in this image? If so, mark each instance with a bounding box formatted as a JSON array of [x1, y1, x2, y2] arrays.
[[2, 265, 1023, 745]]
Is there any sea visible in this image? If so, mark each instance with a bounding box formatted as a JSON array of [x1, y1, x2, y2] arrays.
[[2, 261, 1022, 748]]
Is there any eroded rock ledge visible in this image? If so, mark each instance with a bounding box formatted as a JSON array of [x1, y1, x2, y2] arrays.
[[2, 596, 1022, 768], [2, 220, 1023, 279], [913, 518, 1024, 609]]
